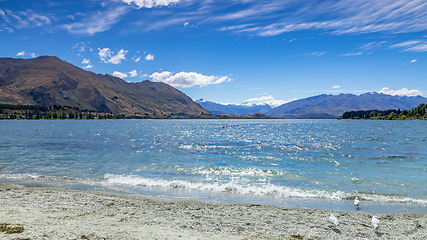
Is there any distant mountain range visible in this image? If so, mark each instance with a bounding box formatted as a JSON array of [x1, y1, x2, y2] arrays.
[[266, 93, 427, 118], [198, 93, 427, 119], [0, 56, 209, 117], [1, 56, 426, 119], [196, 99, 272, 115]]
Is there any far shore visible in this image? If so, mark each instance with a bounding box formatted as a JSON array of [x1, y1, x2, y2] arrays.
[[1, 184, 426, 239]]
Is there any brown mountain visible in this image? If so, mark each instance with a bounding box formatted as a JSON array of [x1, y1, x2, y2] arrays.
[[0, 56, 210, 116], [266, 93, 427, 118]]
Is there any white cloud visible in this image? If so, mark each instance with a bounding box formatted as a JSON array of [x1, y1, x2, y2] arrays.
[[379, 87, 423, 97], [245, 95, 293, 108], [98, 48, 127, 64], [332, 85, 340, 89], [122, 0, 181, 9], [391, 40, 427, 52], [0, 9, 50, 31], [109, 49, 128, 64], [98, 48, 111, 62], [238, 0, 427, 37], [129, 70, 138, 77], [145, 53, 154, 61], [82, 59, 92, 69], [134, 56, 141, 62], [306, 51, 326, 57], [73, 42, 87, 52], [411, 59, 417, 63], [150, 71, 231, 88], [16, 51, 25, 57], [343, 52, 363, 56], [140, 73, 148, 78], [29, 53, 36, 58], [62, 6, 128, 35], [113, 71, 128, 79]]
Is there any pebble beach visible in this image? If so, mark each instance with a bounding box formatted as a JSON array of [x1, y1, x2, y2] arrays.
[[1, 184, 426, 239]]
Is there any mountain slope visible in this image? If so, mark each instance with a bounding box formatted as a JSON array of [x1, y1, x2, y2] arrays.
[[0, 56, 209, 116], [267, 93, 427, 118], [196, 99, 272, 115]]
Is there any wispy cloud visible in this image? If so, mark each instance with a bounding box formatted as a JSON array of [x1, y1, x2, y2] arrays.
[[150, 71, 232, 88], [332, 85, 340, 89], [391, 39, 427, 52], [62, 6, 128, 35], [122, 0, 181, 9], [0, 9, 51, 31], [305, 51, 326, 57], [343, 52, 363, 56]]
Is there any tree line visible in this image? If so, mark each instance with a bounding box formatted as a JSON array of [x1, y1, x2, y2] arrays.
[[339, 103, 427, 120], [0, 104, 121, 120], [0, 104, 217, 120]]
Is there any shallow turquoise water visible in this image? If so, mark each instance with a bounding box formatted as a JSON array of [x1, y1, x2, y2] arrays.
[[0, 119, 426, 212]]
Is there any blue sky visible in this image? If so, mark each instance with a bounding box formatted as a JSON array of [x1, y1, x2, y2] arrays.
[[1, 0, 426, 107]]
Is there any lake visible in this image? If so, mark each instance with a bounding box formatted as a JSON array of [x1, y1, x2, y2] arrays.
[[1, 119, 426, 214]]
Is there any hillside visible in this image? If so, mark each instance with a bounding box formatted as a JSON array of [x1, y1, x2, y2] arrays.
[[0, 56, 210, 117], [196, 99, 272, 115], [267, 93, 427, 118]]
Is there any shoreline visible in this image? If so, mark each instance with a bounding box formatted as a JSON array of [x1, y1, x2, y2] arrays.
[[1, 184, 426, 239]]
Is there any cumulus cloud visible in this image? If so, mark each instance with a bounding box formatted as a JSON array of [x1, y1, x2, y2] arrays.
[[332, 85, 340, 89], [150, 71, 231, 88], [129, 70, 138, 77], [113, 71, 128, 79], [245, 95, 293, 108], [98, 48, 128, 64], [109, 49, 128, 64], [411, 59, 417, 63], [16, 51, 25, 57], [145, 53, 154, 61], [29, 53, 36, 58], [122, 0, 181, 9], [134, 56, 141, 62], [81, 59, 93, 69], [379, 87, 423, 97]]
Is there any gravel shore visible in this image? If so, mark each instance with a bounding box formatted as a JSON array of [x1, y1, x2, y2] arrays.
[[1, 184, 426, 239]]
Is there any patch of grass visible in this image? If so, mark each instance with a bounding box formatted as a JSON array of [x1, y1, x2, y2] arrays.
[[0, 223, 25, 234]]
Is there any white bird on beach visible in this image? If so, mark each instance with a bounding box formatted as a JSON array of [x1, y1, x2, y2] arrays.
[[329, 214, 339, 227], [354, 197, 360, 209], [371, 216, 380, 230]]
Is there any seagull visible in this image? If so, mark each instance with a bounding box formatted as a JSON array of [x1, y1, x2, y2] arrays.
[[354, 197, 360, 210], [329, 214, 339, 227], [371, 216, 380, 230]]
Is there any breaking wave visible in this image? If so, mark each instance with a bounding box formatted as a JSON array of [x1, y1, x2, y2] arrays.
[[102, 173, 427, 205]]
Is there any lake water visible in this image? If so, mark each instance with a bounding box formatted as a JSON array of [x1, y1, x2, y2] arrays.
[[0, 119, 426, 214]]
